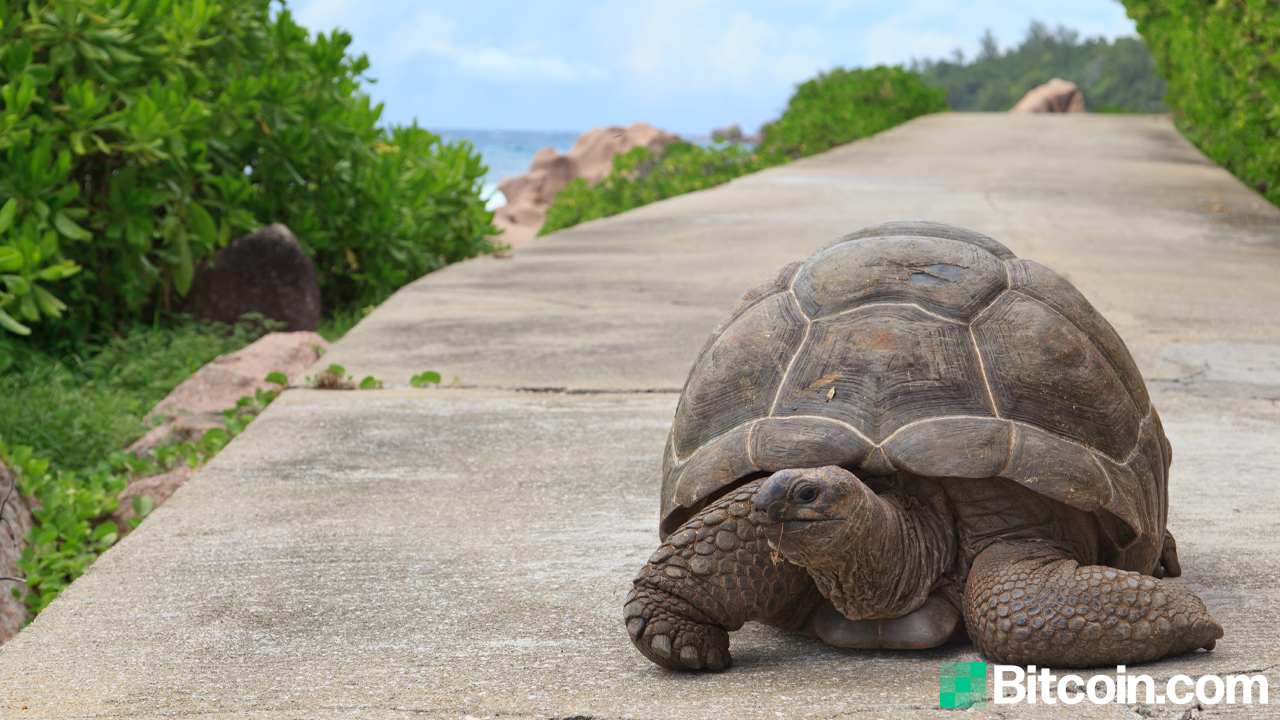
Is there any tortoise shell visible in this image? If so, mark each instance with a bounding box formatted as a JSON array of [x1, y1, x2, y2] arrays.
[[661, 220, 1171, 575]]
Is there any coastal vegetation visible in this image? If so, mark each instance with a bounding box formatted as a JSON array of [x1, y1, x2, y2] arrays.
[[912, 22, 1167, 113], [542, 66, 947, 234], [1122, 0, 1280, 207], [0, 0, 494, 355], [0, 0, 491, 619]]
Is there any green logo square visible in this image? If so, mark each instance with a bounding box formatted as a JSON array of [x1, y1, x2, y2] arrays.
[[939, 661, 987, 708]]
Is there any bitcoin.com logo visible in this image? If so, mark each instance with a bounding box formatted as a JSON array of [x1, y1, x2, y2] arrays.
[[940, 661, 987, 708]]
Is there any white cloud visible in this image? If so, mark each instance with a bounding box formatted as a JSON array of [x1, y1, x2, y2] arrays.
[[601, 0, 827, 109], [386, 8, 458, 62], [456, 48, 608, 84], [295, 2, 607, 86]]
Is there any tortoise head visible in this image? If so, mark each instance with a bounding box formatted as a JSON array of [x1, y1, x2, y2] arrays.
[[751, 466, 874, 565]]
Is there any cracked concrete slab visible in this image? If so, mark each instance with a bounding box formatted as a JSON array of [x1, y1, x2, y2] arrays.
[[2, 114, 1279, 718]]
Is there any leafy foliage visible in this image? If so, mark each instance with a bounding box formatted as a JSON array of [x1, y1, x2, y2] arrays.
[[542, 66, 946, 234], [757, 66, 948, 161], [542, 143, 768, 235], [0, 0, 495, 350], [1122, 0, 1280, 204], [913, 23, 1168, 113], [410, 370, 441, 387], [3, 376, 276, 615]]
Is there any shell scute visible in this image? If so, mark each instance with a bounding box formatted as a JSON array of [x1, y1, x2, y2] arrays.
[[750, 416, 873, 474], [972, 292, 1140, 460], [1006, 259, 1150, 412], [883, 417, 1011, 478], [671, 293, 807, 460], [794, 236, 1007, 322], [817, 219, 1018, 260], [772, 306, 993, 441], [1002, 423, 1113, 511]]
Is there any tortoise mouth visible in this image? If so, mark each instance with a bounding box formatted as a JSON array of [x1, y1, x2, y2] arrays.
[[757, 514, 840, 540]]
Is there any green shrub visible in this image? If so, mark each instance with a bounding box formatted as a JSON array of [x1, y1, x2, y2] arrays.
[[757, 66, 948, 161], [541, 65, 945, 234], [0, 0, 495, 351], [1123, 0, 1280, 205], [541, 142, 767, 235], [3, 381, 275, 616]]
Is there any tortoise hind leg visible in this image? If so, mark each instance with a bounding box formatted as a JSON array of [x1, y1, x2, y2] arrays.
[[625, 479, 823, 671], [964, 542, 1222, 667], [1156, 529, 1182, 579]]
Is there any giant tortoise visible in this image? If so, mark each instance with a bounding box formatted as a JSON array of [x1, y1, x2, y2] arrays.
[[624, 220, 1221, 671]]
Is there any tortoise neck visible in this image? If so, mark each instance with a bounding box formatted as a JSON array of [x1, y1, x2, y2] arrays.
[[808, 481, 956, 620]]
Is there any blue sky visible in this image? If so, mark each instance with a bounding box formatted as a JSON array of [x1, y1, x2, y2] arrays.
[[287, 0, 1138, 136]]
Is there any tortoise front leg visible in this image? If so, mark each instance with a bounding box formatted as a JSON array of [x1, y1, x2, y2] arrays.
[[625, 479, 823, 671], [964, 542, 1222, 667]]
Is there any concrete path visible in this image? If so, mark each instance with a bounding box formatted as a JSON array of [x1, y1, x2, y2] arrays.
[[2, 114, 1279, 719]]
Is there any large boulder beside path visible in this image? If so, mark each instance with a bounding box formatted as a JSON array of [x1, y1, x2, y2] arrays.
[[493, 122, 682, 247], [1010, 78, 1086, 114], [189, 224, 321, 331]]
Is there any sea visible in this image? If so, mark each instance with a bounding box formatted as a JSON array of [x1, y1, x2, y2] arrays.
[[436, 128, 580, 209]]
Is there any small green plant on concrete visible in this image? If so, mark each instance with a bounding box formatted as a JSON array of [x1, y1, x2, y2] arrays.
[[358, 376, 382, 390], [309, 363, 354, 389], [410, 370, 442, 387]]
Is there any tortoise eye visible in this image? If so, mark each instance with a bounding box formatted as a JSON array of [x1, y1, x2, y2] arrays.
[[794, 485, 820, 503]]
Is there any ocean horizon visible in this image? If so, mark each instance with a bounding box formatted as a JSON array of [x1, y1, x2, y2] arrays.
[[436, 128, 580, 209]]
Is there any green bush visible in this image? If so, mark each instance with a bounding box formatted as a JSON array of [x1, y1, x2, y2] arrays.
[[3, 380, 275, 615], [541, 142, 767, 235], [757, 66, 948, 161], [914, 23, 1168, 113], [0, 0, 495, 351], [541, 65, 945, 234], [1123, 0, 1280, 205]]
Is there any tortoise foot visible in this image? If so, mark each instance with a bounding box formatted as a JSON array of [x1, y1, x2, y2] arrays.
[[624, 585, 730, 671], [964, 542, 1223, 667]]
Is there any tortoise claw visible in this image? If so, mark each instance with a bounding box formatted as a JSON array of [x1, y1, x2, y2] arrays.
[[624, 585, 731, 672]]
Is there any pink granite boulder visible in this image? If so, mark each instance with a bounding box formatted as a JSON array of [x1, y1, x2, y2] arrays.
[[1010, 78, 1086, 114], [128, 331, 328, 455], [491, 123, 683, 247]]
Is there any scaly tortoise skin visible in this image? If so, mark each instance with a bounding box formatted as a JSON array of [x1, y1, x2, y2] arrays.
[[624, 220, 1221, 672]]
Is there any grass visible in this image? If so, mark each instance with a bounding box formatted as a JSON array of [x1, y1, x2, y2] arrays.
[[0, 313, 334, 616], [0, 318, 274, 470], [317, 305, 374, 344]]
